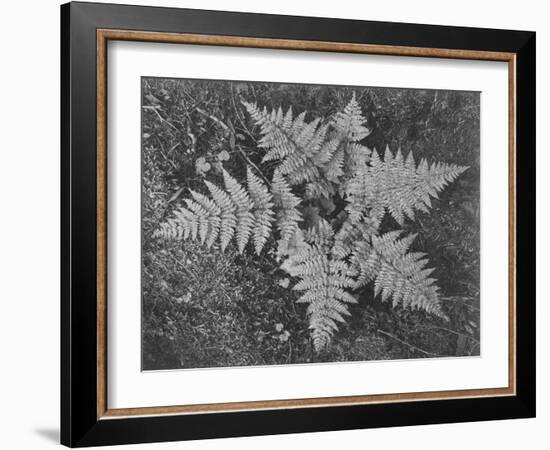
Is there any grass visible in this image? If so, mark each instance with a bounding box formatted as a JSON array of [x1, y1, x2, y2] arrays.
[[141, 78, 480, 370]]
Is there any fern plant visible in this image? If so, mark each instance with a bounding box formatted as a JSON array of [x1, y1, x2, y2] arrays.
[[154, 94, 468, 352]]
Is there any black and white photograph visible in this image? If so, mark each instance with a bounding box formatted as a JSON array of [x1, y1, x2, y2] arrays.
[[141, 77, 481, 370]]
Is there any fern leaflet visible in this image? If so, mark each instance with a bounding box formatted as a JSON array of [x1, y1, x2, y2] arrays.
[[154, 169, 273, 254], [288, 222, 358, 352]]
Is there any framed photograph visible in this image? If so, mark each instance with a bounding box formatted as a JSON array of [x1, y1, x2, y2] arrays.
[[61, 1, 535, 447]]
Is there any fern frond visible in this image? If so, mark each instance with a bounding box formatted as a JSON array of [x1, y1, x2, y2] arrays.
[[243, 101, 334, 189], [279, 119, 326, 184], [346, 143, 372, 174], [317, 94, 372, 193], [242, 101, 296, 162], [244, 96, 372, 202], [332, 212, 381, 259], [324, 147, 345, 183], [204, 180, 237, 252], [369, 232, 447, 319], [156, 168, 276, 254], [247, 168, 275, 254], [304, 218, 334, 252], [350, 238, 380, 287], [271, 171, 302, 252], [187, 190, 221, 244], [331, 92, 371, 142], [289, 235, 357, 351], [153, 207, 196, 241], [346, 146, 467, 225], [222, 170, 255, 253]]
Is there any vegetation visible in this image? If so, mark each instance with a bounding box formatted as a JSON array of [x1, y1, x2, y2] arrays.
[[142, 78, 480, 369]]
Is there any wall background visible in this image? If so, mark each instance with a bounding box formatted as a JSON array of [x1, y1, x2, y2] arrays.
[[0, 0, 544, 448]]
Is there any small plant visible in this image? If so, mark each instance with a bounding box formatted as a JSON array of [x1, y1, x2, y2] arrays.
[[154, 94, 467, 352]]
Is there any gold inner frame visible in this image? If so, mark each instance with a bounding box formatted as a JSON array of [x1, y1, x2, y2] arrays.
[[96, 29, 517, 420]]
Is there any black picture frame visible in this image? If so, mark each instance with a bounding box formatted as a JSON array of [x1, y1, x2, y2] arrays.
[[61, 1, 535, 447]]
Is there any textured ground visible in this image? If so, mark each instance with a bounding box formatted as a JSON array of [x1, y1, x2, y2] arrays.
[[141, 78, 480, 370]]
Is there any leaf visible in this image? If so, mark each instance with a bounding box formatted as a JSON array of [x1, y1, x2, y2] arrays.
[[279, 331, 290, 342], [278, 278, 290, 288], [175, 292, 192, 304], [217, 150, 230, 161], [145, 94, 160, 105], [167, 187, 184, 204]]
